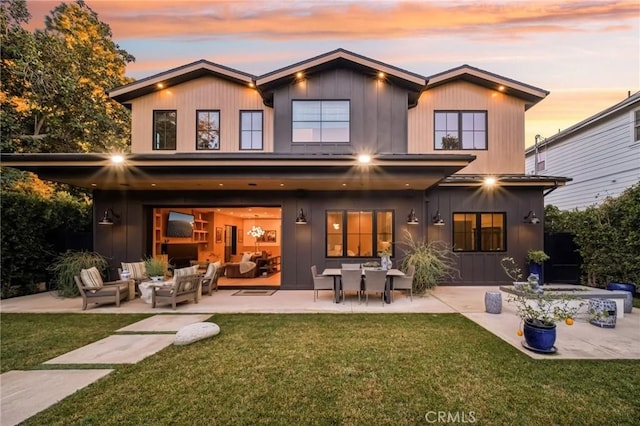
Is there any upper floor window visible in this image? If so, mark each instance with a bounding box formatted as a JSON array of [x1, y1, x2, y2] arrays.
[[240, 111, 263, 150], [292, 100, 350, 143], [196, 110, 220, 150], [435, 111, 487, 150], [535, 150, 546, 172], [634, 110, 640, 142], [326, 210, 394, 257], [453, 212, 505, 252], [153, 110, 176, 150]]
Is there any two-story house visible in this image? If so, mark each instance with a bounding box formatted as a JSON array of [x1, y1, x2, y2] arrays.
[[525, 91, 640, 211], [3, 49, 568, 287]]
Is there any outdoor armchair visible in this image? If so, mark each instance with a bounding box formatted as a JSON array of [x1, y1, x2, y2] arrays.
[[152, 273, 202, 310], [311, 265, 334, 302], [74, 273, 129, 311], [201, 262, 223, 296], [392, 265, 415, 302]]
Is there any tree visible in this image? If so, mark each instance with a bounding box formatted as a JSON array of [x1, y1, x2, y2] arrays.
[[1, 0, 135, 153]]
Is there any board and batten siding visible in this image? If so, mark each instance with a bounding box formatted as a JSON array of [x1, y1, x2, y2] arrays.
[[271, 68, 408, 154], [527, 108, 640, 210], [408, 81, 527, 174], [129, 76, 274, 154]]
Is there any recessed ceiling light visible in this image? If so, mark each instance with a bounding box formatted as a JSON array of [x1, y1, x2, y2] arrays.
[[498, 85, 505, 91], [111, 154, 124, 164], [91, 183, 97, 187], [484, 176, 497, 186], [358, 154, 371, 164], [342, 183, 347, 187], [296, 71, 304, 79], [218, 183, 224, 187], [378, 71, 385, 79], [156, 83, 164, 89], [151, 183, 156, 187]]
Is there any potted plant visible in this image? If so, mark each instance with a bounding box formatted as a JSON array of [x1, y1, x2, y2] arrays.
[[399, 230, 459, 294], [48, 250, 109, 297], [508, 287, 584, 353], [527, 250, 550, 284], [144, 257, 168, 281]]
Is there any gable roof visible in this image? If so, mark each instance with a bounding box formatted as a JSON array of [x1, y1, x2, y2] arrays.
[[525, 91, 640, 155], [427, 64, 549, 110], [255, 48, 427, 107], [108, 59, 256, 103]]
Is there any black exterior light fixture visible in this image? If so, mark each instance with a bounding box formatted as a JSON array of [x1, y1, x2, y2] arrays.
[[295, 208, 308, 224], [524, 210, 540, 224], [98, 208, 120, 225], [407, 209, 419, 225], [432, 211, 445, 226]]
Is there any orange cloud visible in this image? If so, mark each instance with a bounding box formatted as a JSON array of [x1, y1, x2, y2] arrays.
[[26, 1, 639, 41]]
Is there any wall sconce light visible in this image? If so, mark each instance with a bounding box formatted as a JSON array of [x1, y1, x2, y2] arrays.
[[407, 209, 419, 225], [98, 208, 120, 225], [432, 211, 445, 226], [524, 210, 540, 224], [295, 208, 307, 224]]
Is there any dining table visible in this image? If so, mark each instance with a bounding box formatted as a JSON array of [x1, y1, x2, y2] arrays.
[[321, 268, 405, 304]]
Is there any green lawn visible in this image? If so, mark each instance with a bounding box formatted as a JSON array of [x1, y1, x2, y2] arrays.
[[2, 313, 638, 425]]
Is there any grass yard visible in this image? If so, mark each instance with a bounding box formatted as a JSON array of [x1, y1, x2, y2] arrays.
[[2, 313, 638, 425]]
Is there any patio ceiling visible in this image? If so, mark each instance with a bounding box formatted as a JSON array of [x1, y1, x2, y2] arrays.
[[1, 153, 476, 191]]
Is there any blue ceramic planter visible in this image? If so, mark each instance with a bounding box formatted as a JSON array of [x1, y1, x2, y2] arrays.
[[523, 320, 556, 352], [528, 262, 544, 285], [606, 282, 637, 296]]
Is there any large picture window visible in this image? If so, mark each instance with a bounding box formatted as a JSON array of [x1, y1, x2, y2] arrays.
[[293, 100, 350, 143], [240, 111, 263, 150], [435, 111, 487, 150], [453, 212, 505, 252], [196, 110, 220, 150], [153, 110, 177, 150], [326, 210, 394, 257]]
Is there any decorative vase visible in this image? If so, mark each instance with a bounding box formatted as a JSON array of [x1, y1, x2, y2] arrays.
[[381, 256, 391, 270], [150, 276, 164, 282], [606, 281, 636, 296], [523, 319, 556, 352]]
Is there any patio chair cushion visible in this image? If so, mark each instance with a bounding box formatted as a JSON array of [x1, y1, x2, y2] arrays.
[[80, 267, 103, 288], [204, 262, 217, 279], [174, 265, 199, 278], [121, 261, 146, 280]]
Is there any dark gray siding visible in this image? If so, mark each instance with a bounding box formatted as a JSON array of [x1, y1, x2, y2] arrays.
[[272, 68, 409, 154], [94, 186, 543, 288]]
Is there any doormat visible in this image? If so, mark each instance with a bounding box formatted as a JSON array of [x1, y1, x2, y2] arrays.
[[232, 289, 277, 296]]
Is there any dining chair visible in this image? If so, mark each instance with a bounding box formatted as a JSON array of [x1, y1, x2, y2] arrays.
[[310, 265, 334, 302], [363, 269, 388, 306], [341, 263, 361, 270], [392, 265, 415, 302], [340, 269, 363, 303]]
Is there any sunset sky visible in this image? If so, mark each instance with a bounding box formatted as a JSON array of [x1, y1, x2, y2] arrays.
[[26, 0, 640, 147]]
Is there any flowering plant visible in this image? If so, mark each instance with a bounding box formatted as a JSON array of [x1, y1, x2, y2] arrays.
[[248, 225, 265, 251]]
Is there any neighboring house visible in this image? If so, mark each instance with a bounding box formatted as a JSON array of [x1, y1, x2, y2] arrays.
[[525, 91, 640, 211], [2, 49, 568, 287]]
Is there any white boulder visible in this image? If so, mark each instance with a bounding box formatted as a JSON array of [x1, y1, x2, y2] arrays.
[[174, 322, 220, 346]]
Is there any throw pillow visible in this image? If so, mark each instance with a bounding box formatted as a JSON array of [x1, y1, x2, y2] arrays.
[[241, 252, 252, 262], [121, 261, 146, 280], [80, 267, 104, 288], [204, 262, 217, 279], [174, 265, 199, 278]]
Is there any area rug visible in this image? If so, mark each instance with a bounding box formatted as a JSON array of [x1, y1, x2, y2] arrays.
[[232, 289, 277, 296]]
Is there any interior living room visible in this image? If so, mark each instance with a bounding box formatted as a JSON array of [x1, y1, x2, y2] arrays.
[[152, 206, 281, 288]]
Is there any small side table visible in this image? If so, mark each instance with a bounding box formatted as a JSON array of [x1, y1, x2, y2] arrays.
[[484, 291, 502, 314], [126, 279, 136, 301]]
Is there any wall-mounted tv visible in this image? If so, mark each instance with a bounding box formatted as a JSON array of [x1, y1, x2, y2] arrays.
[[166, 211, 194, 238]]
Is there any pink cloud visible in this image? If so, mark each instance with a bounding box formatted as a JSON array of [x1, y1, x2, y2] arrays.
[[25, 1, 639, 42]]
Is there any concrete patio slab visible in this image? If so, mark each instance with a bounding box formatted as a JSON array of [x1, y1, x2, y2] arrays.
[[0, 369, 112, 426], [117, 314, 212, 332], [43, 334, 175, 365]]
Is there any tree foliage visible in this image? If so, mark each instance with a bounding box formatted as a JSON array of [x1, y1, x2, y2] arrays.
[[1, 170, 92, 298], [0, 0, 134, 153], [544, 183, 640, 287]]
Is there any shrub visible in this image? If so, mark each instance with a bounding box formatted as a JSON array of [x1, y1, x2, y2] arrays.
[[48, 250, 109, 297]]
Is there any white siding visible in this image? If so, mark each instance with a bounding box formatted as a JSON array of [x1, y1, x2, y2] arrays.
[[527, 106, 640, 210]]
